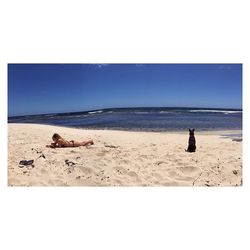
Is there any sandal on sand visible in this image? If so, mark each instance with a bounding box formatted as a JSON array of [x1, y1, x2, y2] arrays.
[[19, 160, 34, 166]]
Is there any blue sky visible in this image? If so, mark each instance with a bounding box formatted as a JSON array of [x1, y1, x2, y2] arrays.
[[8, 64, 242, 116]]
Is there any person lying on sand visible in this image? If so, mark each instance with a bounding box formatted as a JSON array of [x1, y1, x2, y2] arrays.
[[46, 133, 94, 148]]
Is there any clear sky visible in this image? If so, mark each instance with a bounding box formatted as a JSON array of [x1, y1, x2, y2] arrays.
[[8, 64, 242, 116]]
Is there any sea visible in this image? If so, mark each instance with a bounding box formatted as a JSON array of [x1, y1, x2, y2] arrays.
[[8, 107, 242, 132]]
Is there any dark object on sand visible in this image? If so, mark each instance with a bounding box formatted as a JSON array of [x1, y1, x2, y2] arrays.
[[232, 138, 242, 142], [233, 170, 238, 175], [186, 128, 196, 153], [38, 154, 46, 159], [65, 159, 76, 166], [19, 160, 34, 167], [104, 144, 119, 148]]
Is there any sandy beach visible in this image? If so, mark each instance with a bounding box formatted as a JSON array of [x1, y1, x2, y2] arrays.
[[8, 124, 242, 186]]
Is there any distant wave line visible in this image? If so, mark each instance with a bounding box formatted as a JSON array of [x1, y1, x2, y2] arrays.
[[88, 110, 103, 114], [189, 110, 242, 114]]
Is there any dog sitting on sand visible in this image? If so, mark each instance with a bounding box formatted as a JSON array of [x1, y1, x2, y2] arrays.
[[186, 128, 196, 153]]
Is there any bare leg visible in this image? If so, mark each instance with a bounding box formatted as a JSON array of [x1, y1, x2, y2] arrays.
[[74, 140, 94, 147]]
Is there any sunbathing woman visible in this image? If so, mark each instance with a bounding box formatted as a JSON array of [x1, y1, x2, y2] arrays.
[[47, 133, 94, 148]]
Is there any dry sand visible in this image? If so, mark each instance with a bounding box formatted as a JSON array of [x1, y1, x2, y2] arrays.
[[8, 124, 242, 186]]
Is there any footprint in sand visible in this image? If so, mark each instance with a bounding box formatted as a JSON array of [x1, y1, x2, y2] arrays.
[[177, 176, 195, 182], [127, 171, 138, 178], [114, 179, 123, 185], [177, 166, 200, 174], [120, 159, 130, 164], [152, 172, 163, 180], [78, 166, 93, 175], [168, 170, 178, 177], [155, 161, 168, 166]]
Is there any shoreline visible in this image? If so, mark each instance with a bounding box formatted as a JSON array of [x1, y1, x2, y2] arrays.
[[8, 123, 242, 186], [8, 122, 242, 136]]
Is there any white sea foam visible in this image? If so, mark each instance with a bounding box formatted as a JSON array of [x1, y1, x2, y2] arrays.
[[134, 112, 149, 114], [223, 111, 242, 114], [189, 110, 242, 114], [88, 110, 103, 114], [159, 111, 171, 114]]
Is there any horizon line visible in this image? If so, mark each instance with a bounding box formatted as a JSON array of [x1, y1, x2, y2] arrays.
[[8, 106, 243, 118]]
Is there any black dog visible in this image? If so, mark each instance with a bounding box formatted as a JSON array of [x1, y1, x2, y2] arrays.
[[186, 128, 196, 152]]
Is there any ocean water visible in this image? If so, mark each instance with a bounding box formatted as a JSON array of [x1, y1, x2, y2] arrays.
[[8, 107, 242, 132]]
